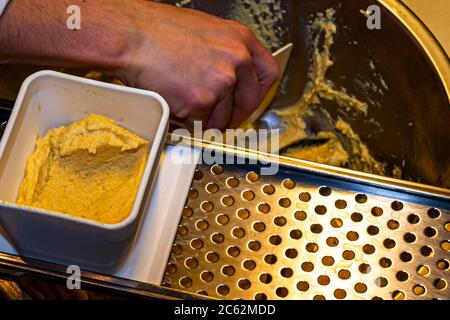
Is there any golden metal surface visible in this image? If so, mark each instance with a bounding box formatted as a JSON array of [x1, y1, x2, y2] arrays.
[[163, 160, 449, 300], [385, 0, 450, 100]]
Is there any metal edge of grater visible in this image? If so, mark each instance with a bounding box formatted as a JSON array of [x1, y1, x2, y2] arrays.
[[162, 134, 450, 300], [0, 114, 448, 300]]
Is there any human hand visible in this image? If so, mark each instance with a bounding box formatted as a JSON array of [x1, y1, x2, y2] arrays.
[[0, 0, 280, 129]]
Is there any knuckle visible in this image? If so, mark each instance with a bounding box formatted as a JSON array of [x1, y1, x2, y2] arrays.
[[215, 71, 236, 91], [189, 88, 216, 111], [232, 47, 252, 68]]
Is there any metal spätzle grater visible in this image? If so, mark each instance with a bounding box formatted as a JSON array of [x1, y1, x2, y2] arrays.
[[162, 136, 450, 300]]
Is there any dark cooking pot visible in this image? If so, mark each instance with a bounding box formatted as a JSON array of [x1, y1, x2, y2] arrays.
[[0, 0, 448, 187], [160, 0, 449, 187]]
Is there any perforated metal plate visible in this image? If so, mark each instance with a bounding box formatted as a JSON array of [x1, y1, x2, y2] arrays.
[[162, 159, 449, 300]]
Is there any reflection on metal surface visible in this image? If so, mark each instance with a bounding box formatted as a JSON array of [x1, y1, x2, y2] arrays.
[[0, 251, 207, 300], [164, 160, 449, 300], [385, 0, 450, 96]]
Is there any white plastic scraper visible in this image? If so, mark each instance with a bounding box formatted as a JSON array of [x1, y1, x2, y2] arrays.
[[239, 43, 293, 128]]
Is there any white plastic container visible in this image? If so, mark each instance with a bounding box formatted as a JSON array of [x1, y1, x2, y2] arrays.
[[0, 70, 170, 271]]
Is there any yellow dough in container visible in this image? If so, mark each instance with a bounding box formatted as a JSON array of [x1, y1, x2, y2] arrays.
[[17, 114, 149, 224]]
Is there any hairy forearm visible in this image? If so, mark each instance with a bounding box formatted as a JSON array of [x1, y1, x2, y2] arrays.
[[0, 0, 138, 71]]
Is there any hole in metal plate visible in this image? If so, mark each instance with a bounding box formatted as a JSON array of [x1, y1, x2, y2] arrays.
[[164, 163, 450, 300]]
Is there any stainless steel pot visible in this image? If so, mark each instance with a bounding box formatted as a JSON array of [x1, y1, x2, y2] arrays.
[[161, 0, 450, 188], [0, 0, 448, 187]]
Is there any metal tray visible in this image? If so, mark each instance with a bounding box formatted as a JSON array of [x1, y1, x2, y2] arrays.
[[1, 104, 449, 300]]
